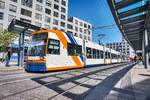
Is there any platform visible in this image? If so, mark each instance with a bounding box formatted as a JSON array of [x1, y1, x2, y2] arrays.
[[85, 62, 150, 100]]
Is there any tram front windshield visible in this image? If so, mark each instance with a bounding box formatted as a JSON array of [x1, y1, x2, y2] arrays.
[[28, 39, 47, 56]]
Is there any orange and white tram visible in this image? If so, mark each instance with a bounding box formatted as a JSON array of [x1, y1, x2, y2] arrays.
[[25, 30, 121, 72]]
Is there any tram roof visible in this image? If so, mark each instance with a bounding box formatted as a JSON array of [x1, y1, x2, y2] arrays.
[[107, 0, 150, 51]]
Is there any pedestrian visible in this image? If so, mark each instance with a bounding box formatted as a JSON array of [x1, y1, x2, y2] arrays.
[[5, 48, 11, 66]]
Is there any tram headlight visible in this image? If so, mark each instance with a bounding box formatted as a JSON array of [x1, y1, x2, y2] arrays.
[[40, 56, 45, 60]]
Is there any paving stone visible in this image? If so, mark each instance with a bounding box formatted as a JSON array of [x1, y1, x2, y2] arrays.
[[83, 79, 102, 86], [68, 85, 89, 95], [40, 77, 60, 83], [58, 82, 77, 90]]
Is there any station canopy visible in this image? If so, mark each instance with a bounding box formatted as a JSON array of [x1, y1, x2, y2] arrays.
[[8, 19, 43, 36], [107, 0, 150, 51]]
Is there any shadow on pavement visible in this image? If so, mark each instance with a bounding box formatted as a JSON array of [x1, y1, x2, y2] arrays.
[[30, 63, 135, 100]]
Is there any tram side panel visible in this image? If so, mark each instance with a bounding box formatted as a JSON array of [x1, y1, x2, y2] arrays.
[[111, 49, 119, 64], [104, 47, 111, 64], [85, 41, 105, 67], [46, 32, 83, 71]]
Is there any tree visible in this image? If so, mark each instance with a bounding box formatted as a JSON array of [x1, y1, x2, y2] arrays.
[[0, 29, 18, 51], [0, 29, 18, 61]]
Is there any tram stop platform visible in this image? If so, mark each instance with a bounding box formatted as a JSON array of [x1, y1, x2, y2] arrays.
[[85, 62, 150, 100], [0, 62, 23, 72]]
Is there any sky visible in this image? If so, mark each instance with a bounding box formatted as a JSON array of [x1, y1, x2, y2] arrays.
[[68, 0, 122, 44]]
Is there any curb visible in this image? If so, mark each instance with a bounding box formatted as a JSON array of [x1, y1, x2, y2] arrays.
[[0, 67, 24, 72]]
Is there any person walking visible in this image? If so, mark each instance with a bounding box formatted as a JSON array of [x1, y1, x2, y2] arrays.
[[5, 48, 11, 66]]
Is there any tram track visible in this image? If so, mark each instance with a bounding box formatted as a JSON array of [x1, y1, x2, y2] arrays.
[[47, 63, 131, 100], [0, 64, 122, 86], [0, 63, 132, 100]]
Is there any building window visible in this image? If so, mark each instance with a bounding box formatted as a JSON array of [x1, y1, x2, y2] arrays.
[[44, 24, 50, 29], [54, 0, 59, 3], [21, 8, 32, 17], [8, 15, 16, 22], [61, 14, 65, 20], [36, 4, 42, 11], [45, 8, 51, 15], [84, 23, 87, 28], [61, 0, 66, 6], [36, 0, 43, 3], [46, 0, 51, 7], [53, 19, 58, 25], [84, 29, 87, 34], [54, 4, 59, 10], [9, 4, 17, 13], [20, 18, 31, 23], [79, 34, 82, 39], [61, 7, 66, 13], [45, 16, 50, 23], [88, 25, 91, 29], [75, 26, 78, 32], [60, 29, 65, 32], [75, 20, 78, 25], [10, 0, 17, 3], [47, 39, 60, 55], [35, 13, 42, 21], [21, 0, 32, 8], [88, 30, 91, 35], [88, 36, 90, 41], [0, 23, 3, 31], [53, 27, 58, 30], [53, 11, 59, 17], [0, 12, 3, 20], [0, 1, 5, 9], [84, 35, 87, 40], [80, 28, 82, 32], [67, 24, 73, 30], [80, 22, 83, 26], [35, 22, 42, 27], [60, 22, 65, 27], [74, 33, 78, 37]]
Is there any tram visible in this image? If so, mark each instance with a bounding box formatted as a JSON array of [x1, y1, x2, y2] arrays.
[[25, 30, 122, 72]]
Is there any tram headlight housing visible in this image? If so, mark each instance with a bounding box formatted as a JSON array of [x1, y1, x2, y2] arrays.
[[40, 56, 45, 60]]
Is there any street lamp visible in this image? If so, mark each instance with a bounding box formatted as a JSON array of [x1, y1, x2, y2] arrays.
[[97, 34, 105, 45]]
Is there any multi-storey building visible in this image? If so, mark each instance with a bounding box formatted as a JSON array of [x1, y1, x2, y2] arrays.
[[0, 0, 92, 41], [67, 17, 92, 41], [106, 37, 135, 58]]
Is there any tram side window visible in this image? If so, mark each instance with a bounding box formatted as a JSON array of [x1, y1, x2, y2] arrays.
[[112, 54, 117, 59], [93, 49, 96, 59], [105, 52, 108, 59], [111, 53, 114, 59], [96, 50, 100, 59], [100, 50, 103, 59], [86, 47, 92, 58], [118, 55, 120, 59], [68, 43, 82, 56], [108, 52, 111, 59], [76, 45, 82, 56], [68, 43, 76, 56], [47, 39, 60, 55]]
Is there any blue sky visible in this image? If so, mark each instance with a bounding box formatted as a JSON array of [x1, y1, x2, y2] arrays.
[[68, 0, 122, 44]]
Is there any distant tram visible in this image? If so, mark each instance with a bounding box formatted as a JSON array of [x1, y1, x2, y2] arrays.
[[25, 30, 122, 72]]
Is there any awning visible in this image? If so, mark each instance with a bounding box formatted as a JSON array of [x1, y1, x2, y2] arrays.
[[107, 0, 150, 51]]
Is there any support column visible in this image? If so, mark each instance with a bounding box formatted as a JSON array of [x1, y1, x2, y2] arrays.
[[18, 33, 25, 66], [144, 29, 149, 68]]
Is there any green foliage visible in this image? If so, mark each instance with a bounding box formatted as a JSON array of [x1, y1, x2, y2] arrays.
[[0, 29, 18, 51]]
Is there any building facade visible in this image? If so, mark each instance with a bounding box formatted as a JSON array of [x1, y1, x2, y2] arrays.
[[0, 0, 92, 41], [106, 37, 135, 58], [67, 17, 92, 41]]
